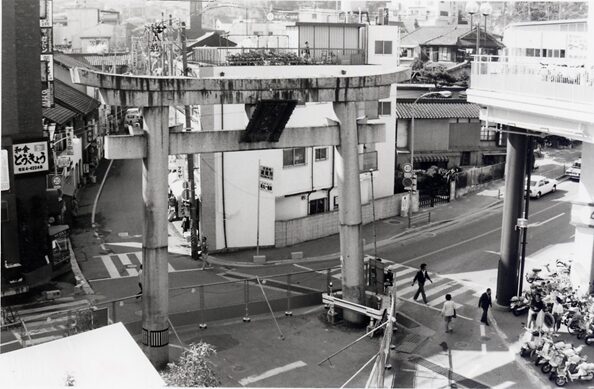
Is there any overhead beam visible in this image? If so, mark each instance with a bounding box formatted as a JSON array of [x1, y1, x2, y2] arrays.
[[104, 122, 385, 160], [71, 67, 410, 106]]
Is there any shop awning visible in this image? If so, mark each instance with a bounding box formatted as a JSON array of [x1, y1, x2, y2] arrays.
[[413, 154, 449, 164], [42, 103, 78, 125], [54, 79, 101, 116]]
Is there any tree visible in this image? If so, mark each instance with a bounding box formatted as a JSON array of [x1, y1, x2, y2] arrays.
[[161, 342, 220, 387]]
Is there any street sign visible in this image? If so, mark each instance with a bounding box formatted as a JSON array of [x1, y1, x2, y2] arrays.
[[260, 165, 273, 180], [402, 163, 413, 173], [402, 177, 413, 190], [259, 181, 272, 192], [12, 141, 49, 175], [50, 174, 62, 189]]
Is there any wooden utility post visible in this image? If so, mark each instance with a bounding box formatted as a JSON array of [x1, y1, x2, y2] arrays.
[[180, 23, 199, 259]]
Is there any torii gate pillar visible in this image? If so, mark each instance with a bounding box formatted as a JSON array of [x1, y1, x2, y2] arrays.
[[141, 107, 170, 367], [334, 102, 365, 324]]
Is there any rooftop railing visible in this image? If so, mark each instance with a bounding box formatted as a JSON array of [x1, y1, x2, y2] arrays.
[[470, 55, 594, 105], [191, 47, 366, 66]]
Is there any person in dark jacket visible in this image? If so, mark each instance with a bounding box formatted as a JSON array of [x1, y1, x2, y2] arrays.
[[478, 288, 493, 325], [412, 263, 433, 304]]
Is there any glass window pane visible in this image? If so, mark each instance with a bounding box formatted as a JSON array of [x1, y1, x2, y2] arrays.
[[294, 147, 306, 165], [384, 41, 392, 54], [375, 41, 383, 54], [283, 149, 293, 166]]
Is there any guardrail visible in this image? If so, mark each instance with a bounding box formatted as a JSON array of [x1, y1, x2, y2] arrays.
[[470, 55, 594, 105], [366, 285, 397, 388], [94, 266, 339, 328]]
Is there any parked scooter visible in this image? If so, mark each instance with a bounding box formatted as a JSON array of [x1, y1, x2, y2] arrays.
[[526, 268, 546, 284], [511, 294, 531, 316], [520, 330, 545, 358], [554, 360, 594, 386]]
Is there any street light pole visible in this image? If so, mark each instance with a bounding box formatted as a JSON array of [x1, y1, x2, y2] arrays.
[[409, 91, 452, 221]]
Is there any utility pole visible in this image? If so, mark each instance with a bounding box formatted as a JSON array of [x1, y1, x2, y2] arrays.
[[180, 22, 199, 260], [256, 159, 261, 256]]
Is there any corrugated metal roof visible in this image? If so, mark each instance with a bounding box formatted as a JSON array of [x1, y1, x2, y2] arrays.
[[400, 26, 457, 47], [42, 103, 78, 125], [54, 53, 93, 69], [54, 79, 100, 116], [396, 103, 480, 119], [426, 29, 504, 48]]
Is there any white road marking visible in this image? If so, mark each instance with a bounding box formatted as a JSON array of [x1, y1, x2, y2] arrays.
[[117, 254, 138, 276], [0, 339, 20, 346], [238, 361, 307, 386], [492, 382, 515, 389], [480, 324, 486, 337], [484, 250, 500, 256], [394, 267, 417, 278], [398, 297, 472, 320], [106, 241, 142, 249], [294, 264, 339, 278], [528, 212, 565, 228], [100, 255, 121, 278], [481, 343, 487, 354], [402, 202, 564, 265]]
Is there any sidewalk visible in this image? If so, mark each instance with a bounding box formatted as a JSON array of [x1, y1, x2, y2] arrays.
[[199, 184, 504, 268]]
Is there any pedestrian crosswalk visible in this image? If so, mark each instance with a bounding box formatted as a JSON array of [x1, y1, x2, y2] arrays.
[[3, 297, 92, 348], [95, 251, 176, 279], [361, 255, 479, 310]]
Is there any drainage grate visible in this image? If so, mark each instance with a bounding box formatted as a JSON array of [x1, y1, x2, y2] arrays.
[[396, 313, 420, 329]]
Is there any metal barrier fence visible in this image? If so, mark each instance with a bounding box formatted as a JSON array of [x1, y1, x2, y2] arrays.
[[94, 266, 340, 330], [191, 47, 365, 66], [366, 284, 397, 388]]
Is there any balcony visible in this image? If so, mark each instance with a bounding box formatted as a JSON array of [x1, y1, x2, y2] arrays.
[[467, 56, 594, 142], [191, 47, 366, 66]]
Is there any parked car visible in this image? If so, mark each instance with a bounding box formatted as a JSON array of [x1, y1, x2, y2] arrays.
[[565, 159, 581, 181], [529, 175, 558, 198]]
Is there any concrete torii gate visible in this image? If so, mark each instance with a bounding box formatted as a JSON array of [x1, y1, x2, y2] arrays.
[[71, 67, 408, 368]]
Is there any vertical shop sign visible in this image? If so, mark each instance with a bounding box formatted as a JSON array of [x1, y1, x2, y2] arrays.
[[40, 0, 54, 108]]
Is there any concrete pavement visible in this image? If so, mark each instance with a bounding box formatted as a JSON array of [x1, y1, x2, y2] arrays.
[[59, 147, 580, 387]]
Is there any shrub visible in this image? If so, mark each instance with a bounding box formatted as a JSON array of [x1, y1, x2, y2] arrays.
[[161, 342, 220, 387]]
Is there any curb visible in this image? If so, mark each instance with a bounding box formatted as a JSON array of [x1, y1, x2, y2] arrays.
[[68, 238, 95, 297], [209, 198, 504, 269]]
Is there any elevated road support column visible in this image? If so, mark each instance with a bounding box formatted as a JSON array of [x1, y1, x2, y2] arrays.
[[496, 126, 528, 307], [141, 107, 170, 368], [571, 142, 594, 294], [334, 101, 365, 324]]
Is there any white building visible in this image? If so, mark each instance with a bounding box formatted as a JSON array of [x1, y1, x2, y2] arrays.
[[53, 7, 122, 53], [187, 21, 405, 251], [501, 19, 588, 64]]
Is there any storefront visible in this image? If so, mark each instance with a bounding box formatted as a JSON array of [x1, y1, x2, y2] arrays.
[[49, 224, 72, 277]]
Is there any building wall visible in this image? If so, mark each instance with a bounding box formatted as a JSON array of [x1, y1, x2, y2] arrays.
[[1, 0, 49, 278], [414, 118, 450, 151], [449, 122, 480, 149]]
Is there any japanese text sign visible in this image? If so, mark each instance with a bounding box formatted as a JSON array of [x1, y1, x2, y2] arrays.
[[12, 141, 49, 175]]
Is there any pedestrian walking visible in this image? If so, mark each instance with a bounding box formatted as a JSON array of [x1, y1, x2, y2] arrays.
[[200, 236, 210, 270], [136, 264, 143, 299], [441, 294, 456, 333], [411, 263, 433, 304], [552, 296, 564, 333], [478, 288, 492, 325]]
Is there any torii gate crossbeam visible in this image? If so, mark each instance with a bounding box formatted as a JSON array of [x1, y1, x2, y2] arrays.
[[71, 67, 409, 368]]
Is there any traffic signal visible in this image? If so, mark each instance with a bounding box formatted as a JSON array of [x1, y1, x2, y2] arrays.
[[412, 174, 418, 191]]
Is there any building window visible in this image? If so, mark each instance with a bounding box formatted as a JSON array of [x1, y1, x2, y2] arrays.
[[460, 151, 471, 166], [333, 196, 339, 210], [439, 47, 449, 61], [440, 11, 449, 16], [526, 48, 534, 57], [375, 40, 393, 54], [480, 126, 497, 141], [312, 13, 317, 19], [315, 147, 328, 161], [309, 198, 328, 215], [378, 101, 391, 116], [283, 147, 306, 167]]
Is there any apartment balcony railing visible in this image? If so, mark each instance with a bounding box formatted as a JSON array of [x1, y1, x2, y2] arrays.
[[470, 55, 594, 105], [191, 47, 366, 66]]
